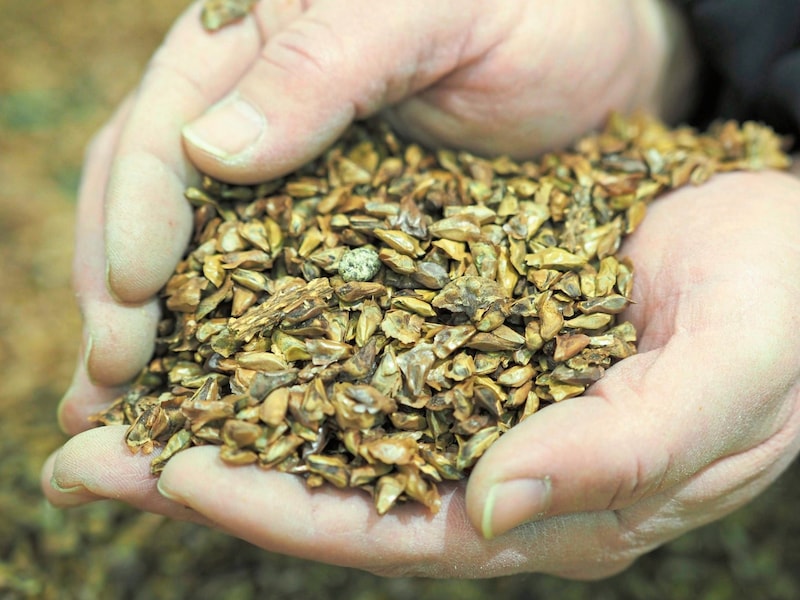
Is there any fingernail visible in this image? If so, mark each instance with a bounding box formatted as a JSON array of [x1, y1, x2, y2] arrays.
[[157, 478, 188, 507], [49, 477, 96, 507], [481, 476, 552, 540], [51, 479, 87, 494], [183, 92, 266, 160], [105, 260, 123, 303], [57, 372, 80, 432], [82, 332, 95, 382]]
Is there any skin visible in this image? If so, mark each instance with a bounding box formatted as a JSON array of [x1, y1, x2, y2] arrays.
[[42, 0, 800, 580]]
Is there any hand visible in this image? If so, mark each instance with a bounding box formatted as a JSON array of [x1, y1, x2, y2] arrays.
[[56, 0, 695, 435], [45, 170, 800, 578], [47, 0, 708, 577]]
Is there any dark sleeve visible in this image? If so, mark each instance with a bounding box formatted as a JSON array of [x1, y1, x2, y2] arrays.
[[679, 0, 800, 143]]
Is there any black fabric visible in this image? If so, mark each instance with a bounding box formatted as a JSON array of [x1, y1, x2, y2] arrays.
[[679, 0, 800, 143]]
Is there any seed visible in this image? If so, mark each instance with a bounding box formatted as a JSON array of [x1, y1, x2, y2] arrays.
[[306, 454, 350, 488], [361, 436, 419, 465], [201, 0, 258, 31], [375, 472, 408, 515], [428, 215, 482, 242], [564, 313, 614, 330], [258, 387, 290, 426], [525, 248, 587, 270], [390, 296, 436, 317], [373, 229, 425, 257], [496, 364, 536, 387], [379, 248, 416, 275]]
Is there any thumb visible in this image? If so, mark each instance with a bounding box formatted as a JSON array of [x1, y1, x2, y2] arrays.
[[465, 324, 792, 540], [181, 0, 500, 183]]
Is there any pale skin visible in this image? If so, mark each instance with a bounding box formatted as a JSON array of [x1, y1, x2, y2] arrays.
[[41, 0, 800, 579]]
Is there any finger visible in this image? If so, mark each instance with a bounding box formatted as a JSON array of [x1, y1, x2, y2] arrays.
[[42, 431, 704, 579], [466, 329, 789, 541], [604, 394, 800, 583], [156, 446, 637, 578], [62, 100, 129, 428], [70, 97, 163, 392], [41, 450, 103, 508], [466, 174, 800, 539], [157, 446, 464, 573], [161, 415, 798, 581], [104, 1, 265, 304], [42, 426, 214, 528], [58, 356, 125, 435], [182, 0, 499, 183]]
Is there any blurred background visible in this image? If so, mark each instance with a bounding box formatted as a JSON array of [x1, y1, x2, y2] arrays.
[[1, 1, 798, 598]]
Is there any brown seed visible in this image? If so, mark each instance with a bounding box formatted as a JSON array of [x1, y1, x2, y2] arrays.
[[201, 0, 258, 31], [432, 324, 476, 359], [222, 419, 263, 448], [355, 300, 382, 347], [373, 229, 425, 257], [496, 364, 536, 387], [391, 296, 436, 317], [258, 387, 290, 426], [306, 454, 350, 489], [380, 310, 424, 344], [428, 215, 482, 242], [379, 247, 416, 275], [361, 435, 419, 466], [564, 313, 614, 330], [349, 463, 393, 487], [374, 472, 408, 515], [456, 427, 500, 471]]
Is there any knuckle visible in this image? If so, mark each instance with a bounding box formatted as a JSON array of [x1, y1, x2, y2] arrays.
[[607, 508, 664, 562], [261, 17, 344, 77], [607, 449, 671, 510], [143, 44, 209, 102]]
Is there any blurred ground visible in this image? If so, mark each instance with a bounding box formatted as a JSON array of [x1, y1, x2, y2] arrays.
[[1, 1, 798, 598]]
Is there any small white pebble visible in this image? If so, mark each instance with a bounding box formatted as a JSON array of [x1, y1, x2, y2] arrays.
[[338, 247, 381, 282]]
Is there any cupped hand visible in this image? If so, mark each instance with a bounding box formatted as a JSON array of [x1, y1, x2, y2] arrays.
[[45, 170, 800, 579], [59, 0, 695, 433]]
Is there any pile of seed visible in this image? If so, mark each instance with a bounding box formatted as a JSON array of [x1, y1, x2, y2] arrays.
[[92, 114, 789, 514]]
